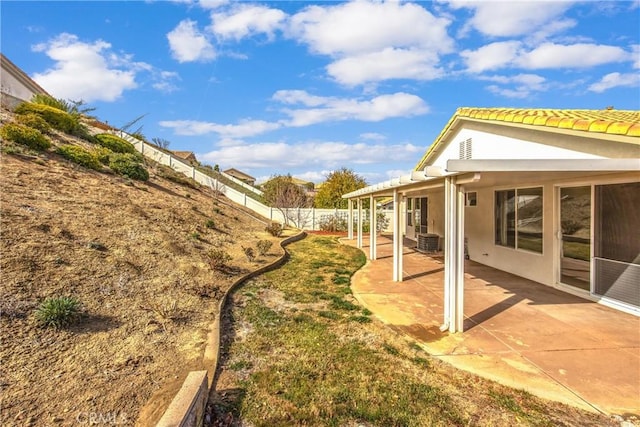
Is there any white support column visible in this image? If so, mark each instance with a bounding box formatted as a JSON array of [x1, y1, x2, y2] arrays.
[[369, 195, 377, 260], [347, 199, 354, 240], [357, 199, 363, 249], [454, 181, 465, 332], [443, 177, 465, 333], [392, 189, 403, 282]]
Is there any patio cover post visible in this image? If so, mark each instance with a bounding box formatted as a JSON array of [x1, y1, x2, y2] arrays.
[[370, 194, 377, 260], [357, 198, 363, 249], [443, 176, 465, 333], [393, 188, 403, 282], [347, 199, 354, 240]]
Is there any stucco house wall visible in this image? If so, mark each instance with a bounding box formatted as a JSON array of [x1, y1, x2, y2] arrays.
[[1, 54, 49, 109]]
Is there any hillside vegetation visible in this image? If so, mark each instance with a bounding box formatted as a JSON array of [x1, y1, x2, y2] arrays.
[[0, 105, 282, 426]]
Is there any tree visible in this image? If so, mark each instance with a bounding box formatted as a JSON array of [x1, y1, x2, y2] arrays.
[[262, 174, 311, 226], [152, 137, 171, 149], [314, 167, 367, 209]]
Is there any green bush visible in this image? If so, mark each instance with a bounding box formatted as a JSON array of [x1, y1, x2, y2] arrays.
[[35, 296, 81, 328], [16, 113, 51, 134], [93, 146, 113, 165], [15, 102, 79, 134], [0, 123, 51, 151], [57, 145, 102, 170], [95, 133, 136, 154], [30, 94, 72, 112], [109, 153, 149, 181]]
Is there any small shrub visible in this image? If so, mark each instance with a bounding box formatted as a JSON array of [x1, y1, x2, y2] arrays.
[[256, 239, 273, 256], [349, 315, 372, 323], [207, 249, 232, 271], [16, 113, 51, 134], [87, 241, 107, 251], [205, 219, 216, 229], [318, 310, 340, 320], [190, 232, 201, 240], [242, 246, 256, 262], [35, 296, 81, 328], [93, 146, 112, 165], [0, 123, 51, 151], [318, 214, 348, 232], [56, 145, 102, 170], [95, 133, 136, 154], [109, 153, 149, 181], [15, 102, 79, 134], [265, 222, 283, 237]]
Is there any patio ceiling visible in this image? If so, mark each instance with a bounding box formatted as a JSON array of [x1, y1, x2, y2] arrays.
[[343, 158, 639, 199]]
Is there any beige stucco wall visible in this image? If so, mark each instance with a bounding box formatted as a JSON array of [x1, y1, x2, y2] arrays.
[[464, 171, 640, 288], [1, 65, 37, 102]]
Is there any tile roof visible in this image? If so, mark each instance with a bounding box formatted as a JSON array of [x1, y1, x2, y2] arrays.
[[415, 107, 640, 170], [457, 107, 640, 136]]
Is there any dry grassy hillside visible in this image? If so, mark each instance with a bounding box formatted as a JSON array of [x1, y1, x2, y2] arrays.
[[0, 107, 282, 426]]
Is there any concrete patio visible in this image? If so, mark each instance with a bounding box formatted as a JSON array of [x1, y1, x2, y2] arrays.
[[342, 234, 640, 417]]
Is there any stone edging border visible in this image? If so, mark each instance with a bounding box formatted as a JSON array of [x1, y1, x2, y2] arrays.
[[156, 230, 307, 427]]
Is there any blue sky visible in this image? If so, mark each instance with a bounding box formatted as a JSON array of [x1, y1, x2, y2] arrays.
[[2, 0, 639, 184]]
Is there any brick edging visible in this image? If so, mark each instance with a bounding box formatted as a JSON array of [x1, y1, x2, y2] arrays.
[[156, 230, 307, 427]]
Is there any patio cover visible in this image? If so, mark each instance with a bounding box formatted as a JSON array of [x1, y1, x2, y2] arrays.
[[342, 158, 639, 333]]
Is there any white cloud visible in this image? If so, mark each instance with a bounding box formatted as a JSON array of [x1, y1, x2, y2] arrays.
[[289, 1, 452, 56], [288, 1, 452, 86], [159, 118, 282, 138], [276, 91, 429, 127], [162, 91, 428, 138], [460, 41, 522, 73], [462, 42, 630, 72], [327, 48, 444, 86], [481, 73, 548, 99], [198, 140, 423, 169], [633, 45, 640, 69], [588, 72, 640, 93], [360, 132, 386, 141], [516, 43, 628, 69], [167, 19, 216, 62], [199, 0, 227, 9], [209, 4, 286, 41], [448, 0, 575, 38], [31, 33, 137, 102], [152, 71, 181, 93]]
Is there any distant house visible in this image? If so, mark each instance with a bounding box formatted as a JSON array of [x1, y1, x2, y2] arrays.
[[172, 151, 198, 165], [224, 168, 256, 186], [343, 107, 640, 331], [0, 53, 50, 109]]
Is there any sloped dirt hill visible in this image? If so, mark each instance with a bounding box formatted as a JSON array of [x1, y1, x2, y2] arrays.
[[0, 132, 281, 426]]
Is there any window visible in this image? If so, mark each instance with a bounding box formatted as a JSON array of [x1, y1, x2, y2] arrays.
[[465, 192, 477, 207], [495, 187, 543, 253], [406, 198, 413, 226]]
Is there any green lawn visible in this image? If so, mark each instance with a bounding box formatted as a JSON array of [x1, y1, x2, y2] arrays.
[[211, 235, 616, 427]]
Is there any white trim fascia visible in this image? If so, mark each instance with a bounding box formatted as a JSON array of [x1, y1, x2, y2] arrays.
[[447, 158, 640, 172]]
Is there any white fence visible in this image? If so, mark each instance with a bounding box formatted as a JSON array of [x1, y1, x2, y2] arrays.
[[111, 130, 393, 231]]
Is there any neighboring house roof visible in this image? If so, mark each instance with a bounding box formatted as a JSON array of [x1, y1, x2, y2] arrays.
[[224, 168, 255, 181], [0, 53, 50, 100], [415, 107, 640, 170], [172, 151, 197, 161], [291, 177, 314, 188]]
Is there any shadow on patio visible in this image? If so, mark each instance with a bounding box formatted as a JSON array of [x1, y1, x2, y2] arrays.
[[342, 233, 640, 417]]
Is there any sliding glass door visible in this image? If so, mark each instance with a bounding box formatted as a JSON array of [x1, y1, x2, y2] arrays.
[[560, 186, 591, 291], [593, 182, 640, 307]]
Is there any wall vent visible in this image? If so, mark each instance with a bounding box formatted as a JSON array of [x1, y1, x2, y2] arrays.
[[458, 138, 472, 159]]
